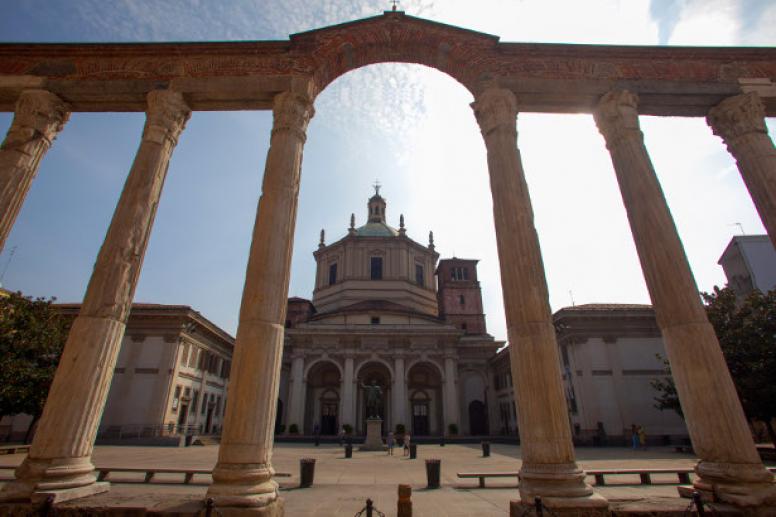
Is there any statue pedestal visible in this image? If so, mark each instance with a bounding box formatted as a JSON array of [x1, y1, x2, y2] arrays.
[[359, 418, 385, 451]]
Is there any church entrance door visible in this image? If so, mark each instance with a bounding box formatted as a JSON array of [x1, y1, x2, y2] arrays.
[[412, 401, 429, 436], [321, 401, 338, 435], [469, 400, 488, 435]]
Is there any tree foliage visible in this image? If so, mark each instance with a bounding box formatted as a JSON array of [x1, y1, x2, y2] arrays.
[[0, 292, 68, 424], [651, 286, 776, 445]]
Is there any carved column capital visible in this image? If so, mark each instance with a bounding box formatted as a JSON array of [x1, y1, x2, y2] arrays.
[[593, 90, 641, 148], [471, 88, 518, 136], [4, 90, 70, 150], [143, 90, 191, 146], [707, 92, 767, 142], [272, 91, 315, 142]]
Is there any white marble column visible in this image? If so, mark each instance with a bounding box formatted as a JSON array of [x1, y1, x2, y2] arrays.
[[392, 356, 406, 428], [0, 89, 70, 252], [443, 355, 459, 435], [286, 353, 306, 432], [595, 90, 776, 507], [0, 90, 189, 504], [341, 356, 355, 428], [207, 91, 313, 514], [707, 92, 776, 250], [472, 87, 605, 509]]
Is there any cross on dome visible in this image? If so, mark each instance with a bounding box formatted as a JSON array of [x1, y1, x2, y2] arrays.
[[373, 179, 381, 196]]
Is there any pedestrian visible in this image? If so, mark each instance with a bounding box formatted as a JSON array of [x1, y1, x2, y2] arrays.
[[638, 426, 647, 450], [403, 432, 411, 456], [387, 431, 395, 455], [631, 424, 638, 450]]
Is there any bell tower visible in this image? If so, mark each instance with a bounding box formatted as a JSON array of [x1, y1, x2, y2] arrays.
[[368, 181, 386, 223], [436, 258, 487, 335]]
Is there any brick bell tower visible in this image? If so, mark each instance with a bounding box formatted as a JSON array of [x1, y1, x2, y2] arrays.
[[435, 258, 487, 335]]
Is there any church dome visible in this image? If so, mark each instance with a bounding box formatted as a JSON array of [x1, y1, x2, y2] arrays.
[[354, 221, 399, 237]]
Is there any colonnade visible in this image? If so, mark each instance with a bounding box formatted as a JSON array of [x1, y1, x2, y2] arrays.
[[0, 82, 773, 514]]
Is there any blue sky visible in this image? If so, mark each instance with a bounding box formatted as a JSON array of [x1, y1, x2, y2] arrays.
[[0, 0, 774, 341]]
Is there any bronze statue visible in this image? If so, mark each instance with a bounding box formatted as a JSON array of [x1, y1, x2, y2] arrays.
[[360, 379, 383, 419]]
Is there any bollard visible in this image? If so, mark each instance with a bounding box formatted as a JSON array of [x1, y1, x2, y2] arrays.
[[366, 498, 373, 517], [409, 443, 417, 459], [481, 441, 490, 457], [692, 491, 706, 516], [204, 497, 214, 517], [534, 497, 543, 517], [345, 443, 353, 458], [397, 484, 412, 517], [425, 458, 441, 489], [300, 457, 316, 488]]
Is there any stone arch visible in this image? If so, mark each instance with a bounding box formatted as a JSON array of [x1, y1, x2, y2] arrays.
[[407, 361, 444, 436], [355, 360, 393, 434], [405, 358, 444, 382], [292, 13, 496, 97], [304, 357, 344, 380], [460, 369, 488, 436], [304, 360, 342, 435], [354, 357, 394, 381]]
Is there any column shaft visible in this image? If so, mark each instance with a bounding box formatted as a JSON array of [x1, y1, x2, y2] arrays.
[[342, 356, 355, 428], [392, 357, 406, 428], [287, 354, 306, 431], [595, 90, 775, 507], [0, 90, 69, 252], [207, 91, 313, 512], [0, 90, 189, 503], [443, 356, 459, 434], [708, 92, 776, 250], [472, 88, 603, 506]]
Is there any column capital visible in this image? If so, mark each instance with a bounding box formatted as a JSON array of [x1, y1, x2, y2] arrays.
[[272, 91, 315, 142], [5, 90, 70, 149], [593, 90, 641, 148], [707, 92, 767, 142], [471, 87, 518, 136], [143, 90, 191, 146]]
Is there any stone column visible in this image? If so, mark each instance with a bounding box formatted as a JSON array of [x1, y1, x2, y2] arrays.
[[207, 91, 313, 514], [0, 90, 70, 252], [472, 88, 605, 509], [286, 352, 306, 432], [443, 355, 459, 435], [341, 355, 355, 428], [0, 90, 189, 504], [707, 92, 776, 250], [392, 356, 406, 428], [595, 90, 776, 507]]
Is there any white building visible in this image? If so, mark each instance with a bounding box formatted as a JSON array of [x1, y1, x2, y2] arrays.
[[718, 235, 776, 298]]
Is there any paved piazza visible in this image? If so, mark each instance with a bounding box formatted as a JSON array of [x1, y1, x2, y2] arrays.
[[4, 443, 766, 516]]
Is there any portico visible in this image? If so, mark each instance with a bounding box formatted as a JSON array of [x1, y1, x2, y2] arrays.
[[0, 9, 775, 514]]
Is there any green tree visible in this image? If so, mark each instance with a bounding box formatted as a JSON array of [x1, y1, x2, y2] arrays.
[[0, 292, 68, 442], [651, 286, 776, 446]]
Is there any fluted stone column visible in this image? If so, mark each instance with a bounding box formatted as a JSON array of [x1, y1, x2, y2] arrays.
[[341, 356, 355, 428], [708, 92, 776, 249], [0, 90, 69, 252], [595, 90, 776, 507], [392, 356, 406, 428], [0, 89, 189, 503], [207, 91, 313, 514], [472, 88, 605, 510]]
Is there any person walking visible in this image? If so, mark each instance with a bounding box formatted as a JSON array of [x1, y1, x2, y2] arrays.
[[387, 431, 395, 455], [638, 426, 647, 450], [403, 432, 411, 456], [631, 424, 639, 450]]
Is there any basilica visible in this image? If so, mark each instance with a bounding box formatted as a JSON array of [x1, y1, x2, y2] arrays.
[[276, 188, 503, 437]]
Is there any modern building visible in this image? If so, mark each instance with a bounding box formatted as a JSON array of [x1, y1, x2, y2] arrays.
[[278, 187, 503, 437], [718, 235, 776, 299]]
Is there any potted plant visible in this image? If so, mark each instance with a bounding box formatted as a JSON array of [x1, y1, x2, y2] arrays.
[[448, 423, 459, 436], [289, 423, 299, 434]]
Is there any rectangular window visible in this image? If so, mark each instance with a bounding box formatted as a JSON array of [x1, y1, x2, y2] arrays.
[[192, 390, 199, 413], [370, 257, 383, 280], [216, 396, 222, 416], [463, 267, 469, 280], [201, 393, 208, 415], [371, 316, 380, 325], [172, 385, 181, 412], [329, 263, 337, 285], [415, 264, 424, 286], [180, 343, 190, 366]]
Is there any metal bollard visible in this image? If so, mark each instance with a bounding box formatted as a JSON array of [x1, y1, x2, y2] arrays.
[[397, 484, 412, 517], [534, 496, 543, 517], [692, 491, 705, 516], [366, 498, 373, 517], [204, 497, 215, 517]]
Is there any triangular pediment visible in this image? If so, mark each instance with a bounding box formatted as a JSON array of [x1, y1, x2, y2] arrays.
[[290, 11, 499, 45]]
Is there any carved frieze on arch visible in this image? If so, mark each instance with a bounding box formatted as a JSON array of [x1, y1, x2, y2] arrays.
[[303, 357, 344, 380]]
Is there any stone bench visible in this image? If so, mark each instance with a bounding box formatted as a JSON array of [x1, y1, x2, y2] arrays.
[[457, 471, 519, 488], [0, 445, 30, 455], [585, 468, 694, 486], [96, 467, 291, 485]]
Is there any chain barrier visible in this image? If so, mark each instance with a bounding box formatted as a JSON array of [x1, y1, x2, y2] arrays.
[[200, 497, 224, 517], [354, 498, 386, 517]]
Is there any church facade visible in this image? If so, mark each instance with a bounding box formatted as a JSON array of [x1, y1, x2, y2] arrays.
[[277, 188, 503, 437]]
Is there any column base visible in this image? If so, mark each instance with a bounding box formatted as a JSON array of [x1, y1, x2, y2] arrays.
[[207, 462, 281, 511], [509, 493, 609, 517], [692, 461, 776, 507], [210, 497, 284, 517], [518, 462, 606, 501], [0, 456, 102, 503]]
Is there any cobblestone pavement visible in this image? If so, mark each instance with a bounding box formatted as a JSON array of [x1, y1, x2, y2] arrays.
[[2, 443, 772, 515]]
